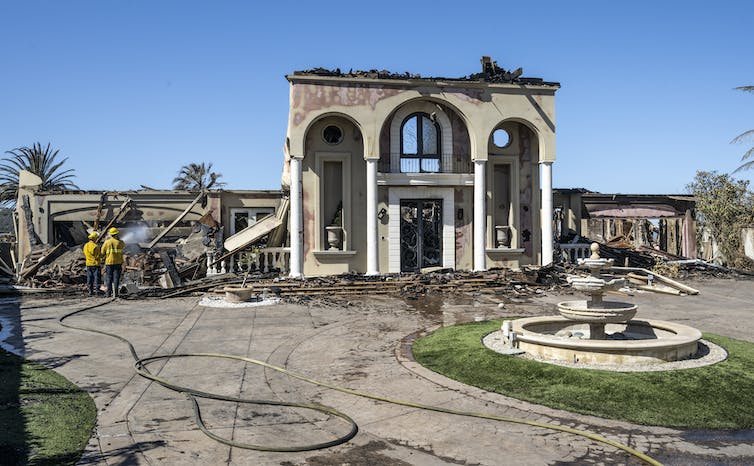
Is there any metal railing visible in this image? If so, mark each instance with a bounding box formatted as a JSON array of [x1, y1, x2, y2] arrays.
[[378, 155, 473, 174]]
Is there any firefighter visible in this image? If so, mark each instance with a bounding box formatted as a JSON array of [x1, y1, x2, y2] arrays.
[[101, 227, 126, 298], [83, 231, 102, 296]]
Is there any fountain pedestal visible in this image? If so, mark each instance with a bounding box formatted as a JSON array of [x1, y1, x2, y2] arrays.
[[557, 244, 637, 340]]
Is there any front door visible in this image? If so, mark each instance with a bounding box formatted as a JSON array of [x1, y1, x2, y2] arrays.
[[400, 199, 442, 272]]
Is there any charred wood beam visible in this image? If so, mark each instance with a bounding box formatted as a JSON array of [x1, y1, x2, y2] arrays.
[[93, 192, 108, 230], [158, 250, 182, 288], [96, 198, 132, 243], [20, 243, 66, 279], [147, 191, 206, 250], [0, 255, 14, 275]]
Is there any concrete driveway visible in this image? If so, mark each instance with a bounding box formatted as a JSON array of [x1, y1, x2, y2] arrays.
[[1, 277, 753, 465]]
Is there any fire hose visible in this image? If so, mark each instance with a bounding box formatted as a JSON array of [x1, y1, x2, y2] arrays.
[[58, 299, 662, 465]]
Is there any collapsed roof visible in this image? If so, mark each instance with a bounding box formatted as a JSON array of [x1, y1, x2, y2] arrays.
[[580, 193, 696, 219], [292, 56, 560, 87]]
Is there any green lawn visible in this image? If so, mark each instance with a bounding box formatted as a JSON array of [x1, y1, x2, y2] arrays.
[[0, 348, 96, 465], [413, 320, 754, 429]]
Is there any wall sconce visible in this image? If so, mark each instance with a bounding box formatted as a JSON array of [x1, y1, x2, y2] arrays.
[[377, 208, 387, 220]]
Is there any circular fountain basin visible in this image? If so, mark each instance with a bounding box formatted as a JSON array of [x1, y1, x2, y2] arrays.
[[558, 300, 638, 323], [511, 316, 702, 365]]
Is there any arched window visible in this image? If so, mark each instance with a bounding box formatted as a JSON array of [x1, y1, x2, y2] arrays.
[[400, 113, 440, 173]]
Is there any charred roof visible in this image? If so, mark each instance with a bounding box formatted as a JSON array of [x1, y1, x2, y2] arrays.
[[292, 56, 559, 87]]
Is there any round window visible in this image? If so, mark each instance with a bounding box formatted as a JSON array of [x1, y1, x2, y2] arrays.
[[493, 128, 511, 148], [323, 125, 344, 145]]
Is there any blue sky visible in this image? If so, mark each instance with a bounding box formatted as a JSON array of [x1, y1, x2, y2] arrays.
[[1, 1, 753, 194]]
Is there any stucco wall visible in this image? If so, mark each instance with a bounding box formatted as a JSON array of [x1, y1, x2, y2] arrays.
[[286, 76, 556, 161], [486, 122, 540, 268], [302, 116, 367, 275], [289, 74, 557, 275]]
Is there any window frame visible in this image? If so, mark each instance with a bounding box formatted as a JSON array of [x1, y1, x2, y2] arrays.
[[229, 207, 275, 236], [322, 124, 344, 145], [399, 112, 441, 173]]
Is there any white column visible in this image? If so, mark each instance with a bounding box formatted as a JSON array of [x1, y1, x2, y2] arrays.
[[474, 159, 486, 271], [366, 159, 379, 275], [289, 157, 303, 278], [540, 161, 554, 266]]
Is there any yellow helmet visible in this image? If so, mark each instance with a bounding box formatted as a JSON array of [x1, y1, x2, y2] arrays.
[[88, 231, 99, 240], [109, 227, 120, 236]]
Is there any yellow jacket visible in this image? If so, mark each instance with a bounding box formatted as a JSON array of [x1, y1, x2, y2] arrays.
[[101, 237, 126, 265], [83, 240, 102, 266]]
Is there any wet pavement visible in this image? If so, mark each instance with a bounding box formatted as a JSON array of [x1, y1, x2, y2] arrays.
[[1, 277, 753, 465]]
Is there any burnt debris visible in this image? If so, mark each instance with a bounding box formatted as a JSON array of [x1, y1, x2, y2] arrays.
[[293, 56, 559, 86]]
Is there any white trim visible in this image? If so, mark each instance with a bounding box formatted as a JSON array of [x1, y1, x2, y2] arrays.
[[286, 73, 561, 91], [388, 187, 455, 273], [229, 207, 275, 235], [486, 248, 525, 255], [313, 250, 358, 258], [377, 173, 474, 186], [389, 101, 453, 173]]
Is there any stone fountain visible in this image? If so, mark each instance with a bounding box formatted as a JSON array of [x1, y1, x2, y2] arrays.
[[504, 243, 704, 365], [557, 243, 637, 340]]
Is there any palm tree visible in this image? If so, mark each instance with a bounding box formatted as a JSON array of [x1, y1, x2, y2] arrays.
[[0, 142, 78, 204], [732, 86, 754, 173], [172, 162, 226, 191]]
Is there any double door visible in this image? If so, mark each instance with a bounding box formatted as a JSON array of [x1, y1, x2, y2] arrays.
[[400, 199, 442, 272]]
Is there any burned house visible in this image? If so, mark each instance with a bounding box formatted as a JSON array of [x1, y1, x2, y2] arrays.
[[9, 57, 562, 283], [13, 170, 285, 285], [554, 189, 697, 261], [283, 57, 559, 277]]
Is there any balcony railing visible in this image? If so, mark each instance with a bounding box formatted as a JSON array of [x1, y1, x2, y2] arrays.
[[378, 156, 473, 174]]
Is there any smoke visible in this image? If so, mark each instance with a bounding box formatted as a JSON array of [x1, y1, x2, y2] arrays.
[[119, 224, 150, 244]]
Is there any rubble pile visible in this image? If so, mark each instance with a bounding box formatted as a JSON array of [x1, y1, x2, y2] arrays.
[[596, 243, 656, 269], [13, 234, 750, 300], [34, 246, 86, 286], [143, 267, 570, 305], [560, 236, 754, 280], [7, 191, 750, 297], [12, 232, 750, 299], [16, 242, 207, 290], [657, 259, 754, 280], [18, 243, 70, 287]]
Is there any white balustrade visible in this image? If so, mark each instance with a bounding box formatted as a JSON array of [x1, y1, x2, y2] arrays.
[[559, 243, 591, 263], [219, 247, 291, 275]]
